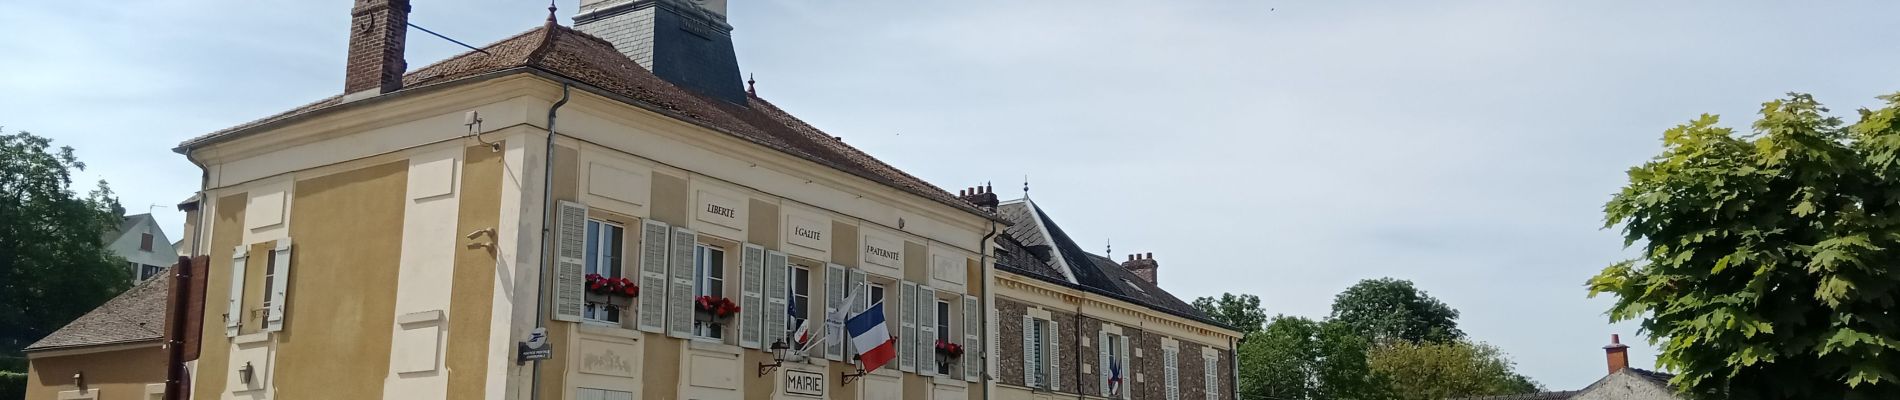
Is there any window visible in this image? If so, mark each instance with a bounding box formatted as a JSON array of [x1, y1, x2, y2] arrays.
[[138, 264, 164, 282], [1105, 334, 1129, 398], [936, 299, 953, 374], [582, 219, 625, 323], [1027, 318, 1050, 388], [788, 265, 812, 331], [694, 244, 726, 339], [140, 233, 155, 252], [260, 250, 279, 323], [869, 284, 886, 306]]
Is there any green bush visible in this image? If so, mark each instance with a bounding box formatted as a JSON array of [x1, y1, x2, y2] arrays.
[[0, 371, 25, 400]]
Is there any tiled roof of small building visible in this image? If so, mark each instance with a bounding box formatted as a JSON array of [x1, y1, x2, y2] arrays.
[[177, 22, 996, 221], [26, 277, 167, 351]]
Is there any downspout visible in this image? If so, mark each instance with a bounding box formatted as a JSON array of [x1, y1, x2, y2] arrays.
[[978, 222, 997, 400], [530, 82, 571, 400], [1229, 336, 1240, 400], [1073, 304, 1086, 399]]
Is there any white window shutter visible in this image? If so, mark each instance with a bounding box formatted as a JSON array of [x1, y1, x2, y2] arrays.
[[1049, 319, 1060, 390], [917, 285, 937, 377], [264, 239, 292, 332], [1165, 348, 1179, 400], [1022, 316, 1035, 387], [763, 251, 789, 350], [738, 244, 765, 349], [963, 294, 980, 382], [635, 220, 670, 333], [824, 264, 846, 361], [1205, 355, 1219, 400], [226, 245, 248, 337], [847, 270, 868, 312], [665, 227, 697, 338], [551, 201, 588, 322], [1099, 331, 1111, 395], [898, 282, 917, 373]]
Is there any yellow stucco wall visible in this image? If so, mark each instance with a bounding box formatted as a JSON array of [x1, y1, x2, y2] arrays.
[[271, 160, 408, 399], [448, 145, 503, 400], [189, 194, 246, 398], [26, 345, 165, 400]]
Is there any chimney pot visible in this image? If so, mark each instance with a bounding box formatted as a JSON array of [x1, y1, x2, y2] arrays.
[[1604, 334, 1631, 375], [344, 0, 411, 99]]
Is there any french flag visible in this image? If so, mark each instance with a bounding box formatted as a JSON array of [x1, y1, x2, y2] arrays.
[[846, 302, 898, 373]]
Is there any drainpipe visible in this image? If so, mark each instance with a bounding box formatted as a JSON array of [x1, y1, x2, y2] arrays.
[[1229, 336, 1240, 400], [1072, 305, 1086, 400], [530, 82, 571, 400], [978, 222, 997, 400], [166, 148, 211, 400]]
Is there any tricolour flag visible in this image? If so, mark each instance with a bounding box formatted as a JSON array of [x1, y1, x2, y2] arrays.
[[846, 301, 897, 373], [1108, 355, 1124, 395]]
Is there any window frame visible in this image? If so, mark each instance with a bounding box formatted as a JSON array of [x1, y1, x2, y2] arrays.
[[140, 233, 155, 252], [581, 219, 626, 324], [788, 264, 812, 332], [693, 243, 727, 339], [936, 299, 953, 374], [1028, 317, 1051, 388], [259, 249, 279, 323]]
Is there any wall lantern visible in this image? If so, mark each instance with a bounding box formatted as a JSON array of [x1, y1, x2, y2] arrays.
[[71, 372, 84, 389], [238, 362, 256, 385]]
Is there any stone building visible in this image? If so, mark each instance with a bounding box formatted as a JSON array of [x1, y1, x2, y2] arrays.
[[1453, 335, 1679, 400]]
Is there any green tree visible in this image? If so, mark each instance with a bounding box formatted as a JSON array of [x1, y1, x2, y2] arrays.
[[1239, 316, 1390, 400], [1366, 340, 1541, 400], [1193, 293, 1269, 336], [1589, 92, 1900, 399], [1329, 278, 1463, 344], [0, 129, 130, 368]]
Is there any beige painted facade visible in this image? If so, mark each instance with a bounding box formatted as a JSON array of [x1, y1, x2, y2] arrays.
[[176, 74, 998, 399]]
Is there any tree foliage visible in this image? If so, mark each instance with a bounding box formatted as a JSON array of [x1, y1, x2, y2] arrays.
[[1590, 93, 1900, 399], [1367, 340, 1541, 400], [1193, 293, 1269, 336], [1329, 278, 1464, 345], [0, 129, 129, 360], [1239, 316, 1390, 400]]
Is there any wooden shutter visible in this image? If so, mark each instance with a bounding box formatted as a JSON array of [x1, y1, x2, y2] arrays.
[[1165, 348, 1179, 400], [917, 285, 937, 377], [845, 270, 864, 310], [738, 244, 765, 349], [635, 220, 670, 332], [763, 251, 789, 350], [1099, 331, 1112, 394], [1022, 316, 1036, 387], [824, 263, 846, 361], [226, 245, 247, 337], [963, 294, 980, 382], [1205, 355, 1219, 400], [264, 239, 292, 332], [898, 282, 917, 372], [1049, 319, 1061, 390], [665, 227, 697, 338], [551, 201, 588, 322]]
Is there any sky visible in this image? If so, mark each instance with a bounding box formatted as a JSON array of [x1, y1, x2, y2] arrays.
[[5, 0, 1899, 390]]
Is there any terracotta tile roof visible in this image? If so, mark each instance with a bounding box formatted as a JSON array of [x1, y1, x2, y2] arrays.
[[26, 277, 167, 351], [179, 22, 993, 219]]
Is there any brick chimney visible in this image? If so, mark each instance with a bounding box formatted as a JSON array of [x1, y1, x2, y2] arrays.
[[957, 184, 1000, 211], [1604, 334, 1630, 374], [1123, 253, 1159, 284], [344, 0, 410, 101]]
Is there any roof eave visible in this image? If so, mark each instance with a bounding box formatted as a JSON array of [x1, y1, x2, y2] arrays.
[[173, 67, 538, 155]]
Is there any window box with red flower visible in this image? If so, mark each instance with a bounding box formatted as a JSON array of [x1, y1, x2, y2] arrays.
[[584, 273, 638, 311], [693, 295, 740, 322]]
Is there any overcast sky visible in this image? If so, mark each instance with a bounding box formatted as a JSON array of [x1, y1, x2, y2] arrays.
[[5, 0, 1899, 390]]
